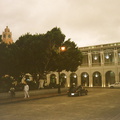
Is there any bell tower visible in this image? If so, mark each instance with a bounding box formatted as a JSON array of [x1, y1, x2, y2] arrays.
[[2, 26, 13, 44]]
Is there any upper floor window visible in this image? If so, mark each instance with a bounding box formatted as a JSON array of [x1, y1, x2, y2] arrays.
[[92, 52, 101, 66], [104, 49, 114, 65], [81, 52, 88, 66]]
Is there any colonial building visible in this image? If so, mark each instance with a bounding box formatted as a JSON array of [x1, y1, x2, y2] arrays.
[[1, 26, 13, 44], [47, 42, 120, 88]]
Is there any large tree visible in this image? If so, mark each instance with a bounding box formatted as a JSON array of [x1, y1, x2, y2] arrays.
[[14, 27, 82, 76], [14, 27, 66, 76], [0, 27, 82, 89]]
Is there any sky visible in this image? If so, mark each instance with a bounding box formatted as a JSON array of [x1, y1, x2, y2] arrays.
[[0, 0, 120, 47]]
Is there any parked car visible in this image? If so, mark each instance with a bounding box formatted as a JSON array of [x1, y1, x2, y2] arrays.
[[109, 82, 120, 88], [67, 85, 88, 96]]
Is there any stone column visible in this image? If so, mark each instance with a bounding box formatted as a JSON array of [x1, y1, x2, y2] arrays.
[[46, 74, 50, 85], [66, 72, 70, 87], [56, 72, 59, 84], [89, 75, 93, 87], [88, 52, 92, 67], [114, 50, 119, 82], [100, 50, 104, 66], [114, 49, 118, 65], [77, 72, 81, 86], [102, 74, 106, 87]]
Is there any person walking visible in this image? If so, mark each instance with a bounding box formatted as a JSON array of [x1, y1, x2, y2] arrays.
[[24, 83, 30, 98]]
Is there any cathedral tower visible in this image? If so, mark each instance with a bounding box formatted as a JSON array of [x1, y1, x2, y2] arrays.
[[2, 26, 13, 44]]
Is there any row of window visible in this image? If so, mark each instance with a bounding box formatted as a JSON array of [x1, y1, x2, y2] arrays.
[[82, 50, 120, 66]]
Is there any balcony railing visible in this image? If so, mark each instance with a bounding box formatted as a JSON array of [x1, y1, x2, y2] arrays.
[[81, 63, 89, 67], [104, 62, 115, 66], [92, 63, 101, 67]]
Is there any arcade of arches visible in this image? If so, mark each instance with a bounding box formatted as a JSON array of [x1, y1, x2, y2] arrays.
[[48, 70, 116, 88]]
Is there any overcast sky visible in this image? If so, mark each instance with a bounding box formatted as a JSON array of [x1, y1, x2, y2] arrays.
[[0, 0, 120, 47]]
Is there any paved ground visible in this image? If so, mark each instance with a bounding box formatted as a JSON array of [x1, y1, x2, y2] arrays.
[[1, 88, 120, 120], [0, 88, 67, 104]]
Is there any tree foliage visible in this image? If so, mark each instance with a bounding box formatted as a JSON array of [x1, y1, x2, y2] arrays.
[[0, 27, 82, 84], [53, 39, 82, 72], [0, 35, 2, 42]]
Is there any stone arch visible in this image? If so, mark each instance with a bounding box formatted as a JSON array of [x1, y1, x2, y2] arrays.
[[105, 71, 115, 86], [81, 72, 89, 86], [93, 71, 102, 86], [70, 73, 77, 86], [60, 73, 66, 87], [49, 74, 57, 88]]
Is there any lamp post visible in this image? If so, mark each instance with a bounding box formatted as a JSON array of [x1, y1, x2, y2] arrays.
[[58, 46, 66, 94]]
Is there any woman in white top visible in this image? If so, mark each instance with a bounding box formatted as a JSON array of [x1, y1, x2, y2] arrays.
[[24, 83, 30, 98]]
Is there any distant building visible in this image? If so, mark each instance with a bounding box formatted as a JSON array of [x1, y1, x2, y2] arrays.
[[1, 26, 13, 44]]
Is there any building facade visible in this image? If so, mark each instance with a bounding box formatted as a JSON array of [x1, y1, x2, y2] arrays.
[[47, 42, 120, 88], [1, 26, 13, 44]]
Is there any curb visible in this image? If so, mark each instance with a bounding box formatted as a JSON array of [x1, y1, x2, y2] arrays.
[[0, 92, 67, 105]]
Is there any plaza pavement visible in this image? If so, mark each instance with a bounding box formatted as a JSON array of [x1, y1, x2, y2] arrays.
[[0, 88, 68, 105]]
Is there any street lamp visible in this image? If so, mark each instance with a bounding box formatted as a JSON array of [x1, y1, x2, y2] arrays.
[[60, 46, 66, 51], [58, 46, 66, 94]]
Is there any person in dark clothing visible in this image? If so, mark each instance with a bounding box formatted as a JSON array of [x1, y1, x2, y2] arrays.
[[9, 87, 15, 98], [69, 84, 76, 92], [58, 84, 61, 94]]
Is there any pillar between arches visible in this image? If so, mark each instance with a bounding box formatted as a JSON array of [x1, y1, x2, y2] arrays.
[[46, 74, 50, 85], [65, 72, 70, 87], [89, 75, 93, 87], [77, 73, 81, 86], [102, 75, 105, 87]]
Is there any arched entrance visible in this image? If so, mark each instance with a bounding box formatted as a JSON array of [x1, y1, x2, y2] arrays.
[[50, 74, 57, 88], [60, 73, 66, 87], [105, 71, 115, 86], [70, 73, 77, 86], [93, 72, 102, 86], [81, 72, 89, 86]]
